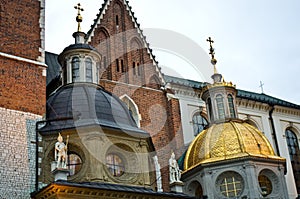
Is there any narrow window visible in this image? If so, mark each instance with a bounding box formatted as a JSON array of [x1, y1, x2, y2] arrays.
[[216, 94, 225, 120], [85, 58, 93, 82], [72, 57, 80, 82], [116, 59, 119, 72], [207, 98, 213, 121], [228, 94, 236, 118], [133, 62, 136, 75], [137, 63, 141, 76], [116, 15, 119, 26], [121, 60, 125, 72]]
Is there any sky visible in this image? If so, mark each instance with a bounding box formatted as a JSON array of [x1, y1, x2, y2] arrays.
[[45, 0, 300, 105]]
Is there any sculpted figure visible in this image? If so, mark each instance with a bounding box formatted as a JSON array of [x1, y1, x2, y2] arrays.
[[55, 133, 68, 169], [169, 152, 182, 183]]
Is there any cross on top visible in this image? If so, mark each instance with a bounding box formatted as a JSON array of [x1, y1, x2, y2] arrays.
[[207, 37, 217, 65], [74, 3, 84, 31], [259, 81, 265, 93]]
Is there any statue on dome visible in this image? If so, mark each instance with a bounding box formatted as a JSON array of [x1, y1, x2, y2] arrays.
[[169, 152, 182, 183], [55, 133, 69, 169]]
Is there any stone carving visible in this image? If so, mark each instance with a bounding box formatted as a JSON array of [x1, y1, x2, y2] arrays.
[[153, 156, 163, 192], [55, 133, 68, 169], [169, 152, 182, 183]]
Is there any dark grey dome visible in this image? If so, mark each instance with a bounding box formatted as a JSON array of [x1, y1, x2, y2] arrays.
[[39, 83, 146, 135], [61, 43, 97, 53]]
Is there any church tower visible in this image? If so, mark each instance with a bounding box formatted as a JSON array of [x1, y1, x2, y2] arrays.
[[181, 38, 289, 199], [0, 0, 46, 198]]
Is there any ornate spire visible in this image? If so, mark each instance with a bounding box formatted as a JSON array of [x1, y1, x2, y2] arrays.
[[207, 37, 222, 83], [74, 3, 84, 32]]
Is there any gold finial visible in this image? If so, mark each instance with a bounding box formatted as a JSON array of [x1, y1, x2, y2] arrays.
[[74, 3, 84, 32]]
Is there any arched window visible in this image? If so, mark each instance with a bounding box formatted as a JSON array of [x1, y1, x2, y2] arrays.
[[228, 94, 236, 118], [72, 57, 80, 82], [216, 94, 225, 120], [285, 128, 300, 193], [216, 171, 244, 198], [120, 95, 140, 127], [207, 98, 213, 121], [85, 58, 93, 82], [192, 113, 208, 136]]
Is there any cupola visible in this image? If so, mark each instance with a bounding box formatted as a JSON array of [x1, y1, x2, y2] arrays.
[[58, 3, 101, 85], [201, 37, 238, 124]]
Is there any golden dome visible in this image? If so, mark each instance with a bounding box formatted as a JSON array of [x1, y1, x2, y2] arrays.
[[184, 121, 285, 171]]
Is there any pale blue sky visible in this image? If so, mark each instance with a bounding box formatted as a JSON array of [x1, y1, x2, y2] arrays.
[[46, 0, 300, 104]]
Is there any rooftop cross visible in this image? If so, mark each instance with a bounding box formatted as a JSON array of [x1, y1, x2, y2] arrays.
[[206, 37, 217, 66], [74, 3, 84, 32], [259, 81, 265, 93]]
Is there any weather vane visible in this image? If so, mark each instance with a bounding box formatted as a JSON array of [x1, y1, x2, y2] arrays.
[[74, 3, 84, 32], [207, 37, 217, 66]]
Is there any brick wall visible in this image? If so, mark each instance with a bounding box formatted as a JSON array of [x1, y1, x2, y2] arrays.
[[0, 56, 46, 115], [0, 107, 41, 198], [0, 0, 42, 60]]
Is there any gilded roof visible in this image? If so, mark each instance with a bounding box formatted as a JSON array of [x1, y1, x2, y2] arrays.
[[184, 121, 285, 171]]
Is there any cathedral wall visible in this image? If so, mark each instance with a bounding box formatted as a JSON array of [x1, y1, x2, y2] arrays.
[[0, 0, 44, 61], [0, 107, 41, 199], [0, 56, 46, 115]]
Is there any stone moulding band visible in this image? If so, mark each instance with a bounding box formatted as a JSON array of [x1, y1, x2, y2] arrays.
[[0, 51, 48, 68]]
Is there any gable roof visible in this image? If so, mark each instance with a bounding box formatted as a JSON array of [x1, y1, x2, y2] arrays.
[[85, 0, 165, 85], [164, 75, 300, 110]]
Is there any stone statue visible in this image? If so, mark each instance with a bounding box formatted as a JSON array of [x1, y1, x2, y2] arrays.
[[153, 156, 163, 192], [55, 133, 68, 169], [169, 152, 182, 183]]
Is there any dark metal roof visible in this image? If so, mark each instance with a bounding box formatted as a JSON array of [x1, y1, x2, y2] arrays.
[[61, 43, 97, 53], [164, 75, 300, 110], [45, 51, 61, 85], [164, 75, 207, 89], [39, 83, 147, 135], [32, 180, 197, 198]]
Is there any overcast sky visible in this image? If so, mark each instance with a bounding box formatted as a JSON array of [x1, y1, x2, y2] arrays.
[[45, 0, 300, 104]]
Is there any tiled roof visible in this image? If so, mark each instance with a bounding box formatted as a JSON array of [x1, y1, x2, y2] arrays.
[[164, 75, 300, 110]]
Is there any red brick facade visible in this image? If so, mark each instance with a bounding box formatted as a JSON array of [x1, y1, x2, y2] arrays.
[[0, 0, 45, 115], [0, 0, 42, 60], [89, 0, 184, 191]]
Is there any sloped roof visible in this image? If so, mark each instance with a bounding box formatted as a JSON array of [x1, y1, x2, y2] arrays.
[[164, 75, 300, 110], [85, 0, 165, 85], [45, 51, 61, 85]]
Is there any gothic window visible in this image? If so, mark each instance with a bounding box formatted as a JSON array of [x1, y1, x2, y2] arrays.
[[137, 63, 141, 76], [285, 128, 300, 192], [121, 60, 125, 73], [116, 15, 119, 26], [85, 58, 93, 82], [192, 112, 208, 136], [216, 94, 225, 120], [106, 153, 125, 177], [228, 94, 236, 118], [216, 171, 244, 198], [258, 175, 272, 197], [72, 57, 80, 82], [67, 153, 82, 176], [120, 95, 140, 127]]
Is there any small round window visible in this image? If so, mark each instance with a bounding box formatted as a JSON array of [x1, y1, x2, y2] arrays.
[[258, 174, 272, 196], [106, 153, 125, 177], [216, 171, 244, 198], [67, 153, 82, 176]]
